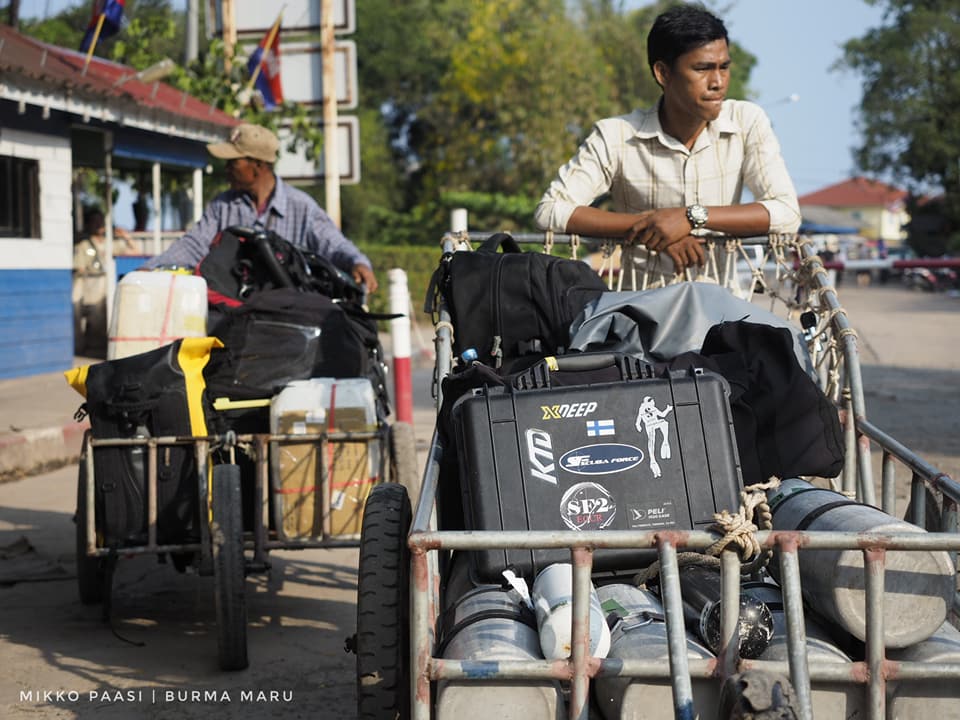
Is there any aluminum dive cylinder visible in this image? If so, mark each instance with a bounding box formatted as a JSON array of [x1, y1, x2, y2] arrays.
[[531, 563, 611, 659], [887, 620, 960, 719], [766, 478, 954, 648], [742, 580, 863, 719], [594, 583, 719, 720], [435, 585, 563, 720]]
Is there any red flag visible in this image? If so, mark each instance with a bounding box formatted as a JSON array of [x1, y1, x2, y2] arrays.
[[247, 19, 283, 110]]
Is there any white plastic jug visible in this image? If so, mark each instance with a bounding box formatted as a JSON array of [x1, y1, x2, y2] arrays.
[[108, 271, 208, 359], [532, 563, 610, 659], [270, 377, 380, 539]]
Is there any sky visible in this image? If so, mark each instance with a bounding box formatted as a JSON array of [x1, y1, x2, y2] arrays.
[[24, 0, 889, 197]]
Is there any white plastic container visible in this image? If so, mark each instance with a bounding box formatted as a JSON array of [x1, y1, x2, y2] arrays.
[[108, 270, 208, 359], [270, 378, 380, 539], [531, 563, 610, 660]]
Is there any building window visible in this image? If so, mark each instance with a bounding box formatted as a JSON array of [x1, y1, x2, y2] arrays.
[[0, 155, 41, 238]]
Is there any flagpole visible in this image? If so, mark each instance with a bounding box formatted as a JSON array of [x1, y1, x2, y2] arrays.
[[243, 9, 283, 95], [82, 13, 107, 73]]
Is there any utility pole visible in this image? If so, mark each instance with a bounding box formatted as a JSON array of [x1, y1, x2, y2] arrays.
[[186, 0, 199, 65], [221, 0, 236, 71], [321, 0, 340, 226], [7, 0, 20, 29]]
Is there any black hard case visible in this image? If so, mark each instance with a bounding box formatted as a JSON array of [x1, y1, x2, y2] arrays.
[[451, 368, 743, 581]]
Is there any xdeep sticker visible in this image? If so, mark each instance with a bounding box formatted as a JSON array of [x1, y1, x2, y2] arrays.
[[540, 401, 598, 420], [585, 419, 615, 437], [560, 482, 617, 530], [559, 443, 643, 476], [634, 396, 673, 478], [525, 428, 557, 485], [627, 501, 676, 529]]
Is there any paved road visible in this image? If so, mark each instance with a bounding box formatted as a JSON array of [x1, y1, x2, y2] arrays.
[[0, 283, 956, 719]]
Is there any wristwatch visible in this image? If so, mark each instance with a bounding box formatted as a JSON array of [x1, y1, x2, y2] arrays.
[[686, 203, 709, 230]]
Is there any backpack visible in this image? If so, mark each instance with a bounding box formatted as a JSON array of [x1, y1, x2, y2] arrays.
[[424, 232, 607, 374], [196, 225, 365, 308], [65, 338, 221, 547]]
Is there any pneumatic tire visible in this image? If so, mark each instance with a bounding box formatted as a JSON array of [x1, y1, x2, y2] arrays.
[[356, 482, 412, 719], [212, 463, 248, 671]]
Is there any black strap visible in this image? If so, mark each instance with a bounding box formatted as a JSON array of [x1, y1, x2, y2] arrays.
[[791, 499, 862, 532]]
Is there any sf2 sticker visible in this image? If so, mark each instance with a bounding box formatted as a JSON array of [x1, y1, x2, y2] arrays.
[[559, 443, 643, 476], [525, 428, 557, 485], [635, 396, 673, 478], [560, 482, 617, 531], [540, 401, 598, 420]]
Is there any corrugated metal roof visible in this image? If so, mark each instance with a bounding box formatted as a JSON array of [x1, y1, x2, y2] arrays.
[[0, 25, 238, 140]]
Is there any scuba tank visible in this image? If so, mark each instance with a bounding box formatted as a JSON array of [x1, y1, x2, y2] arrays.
[[594, 584, 719, 720], [767, 478, 954, 647]]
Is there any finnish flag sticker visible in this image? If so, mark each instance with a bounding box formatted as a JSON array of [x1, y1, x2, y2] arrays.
[[586, 419, 615, 437]]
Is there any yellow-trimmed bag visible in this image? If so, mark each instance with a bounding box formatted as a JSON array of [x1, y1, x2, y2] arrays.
[[66, 337, 222, 547]]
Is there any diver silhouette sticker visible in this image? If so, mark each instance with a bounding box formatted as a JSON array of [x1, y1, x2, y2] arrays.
[[635, 396, 673, 478]]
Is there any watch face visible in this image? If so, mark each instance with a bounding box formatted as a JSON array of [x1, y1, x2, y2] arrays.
[[688, 204, 708, 227]]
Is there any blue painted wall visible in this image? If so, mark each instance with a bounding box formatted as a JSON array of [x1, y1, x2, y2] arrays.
[[0, 269, 74, 379]]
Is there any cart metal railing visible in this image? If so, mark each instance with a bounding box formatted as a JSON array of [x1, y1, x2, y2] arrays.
[[409, 231, 960, 720], [81, 427, 387, 565]]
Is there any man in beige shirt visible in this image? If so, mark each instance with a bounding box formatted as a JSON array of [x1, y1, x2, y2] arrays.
[[535, 3, 801, 272]]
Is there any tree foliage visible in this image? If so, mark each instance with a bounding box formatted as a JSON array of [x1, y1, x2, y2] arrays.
[[21, 0, 761, 245], [837, 0, 960, 251]]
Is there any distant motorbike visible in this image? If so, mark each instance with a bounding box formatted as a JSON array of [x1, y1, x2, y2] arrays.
[[903, 267, 939, 292]]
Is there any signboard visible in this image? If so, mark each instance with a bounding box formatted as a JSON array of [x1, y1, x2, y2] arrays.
[[242, 40, 357, 110], [233, 0, 355, 37], [275, 116, 360, 185]]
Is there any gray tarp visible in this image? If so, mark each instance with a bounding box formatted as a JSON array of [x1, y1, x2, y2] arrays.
[[567, 282, 813, 374]]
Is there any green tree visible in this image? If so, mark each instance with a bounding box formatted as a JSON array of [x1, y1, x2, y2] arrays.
[[837, 0, 960, 252], [417, 1, 613, 199]]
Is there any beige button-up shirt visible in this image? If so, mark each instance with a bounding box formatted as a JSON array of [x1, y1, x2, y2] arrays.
[[535, 99, 801, 235]]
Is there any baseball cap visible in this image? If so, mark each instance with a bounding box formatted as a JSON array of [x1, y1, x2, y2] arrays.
[[207, 124, 279, 164]]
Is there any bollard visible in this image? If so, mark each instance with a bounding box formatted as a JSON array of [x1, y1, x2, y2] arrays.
[[388, 268, 413, 424]]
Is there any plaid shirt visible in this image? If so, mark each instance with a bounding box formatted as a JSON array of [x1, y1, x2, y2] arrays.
[[535, 99, 801, 235], [141, 177, 371, 271]]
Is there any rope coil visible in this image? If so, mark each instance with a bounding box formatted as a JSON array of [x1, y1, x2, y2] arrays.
[[634, 477, 781, 587]]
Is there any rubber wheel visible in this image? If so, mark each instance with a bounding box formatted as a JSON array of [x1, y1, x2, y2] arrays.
[[75, 448, 106, 605], [356, 482, 412, 720], [212, 463, 249, 671], [388, 421, 420, 500]]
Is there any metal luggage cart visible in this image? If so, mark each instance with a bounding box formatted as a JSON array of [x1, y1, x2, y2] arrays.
[[354, 231, 960, 720], [75, 403, 419, 671]]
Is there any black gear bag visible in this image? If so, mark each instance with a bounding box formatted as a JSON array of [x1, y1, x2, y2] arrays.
[[66, 338, 221, 547], [425, 232, 607, 374]]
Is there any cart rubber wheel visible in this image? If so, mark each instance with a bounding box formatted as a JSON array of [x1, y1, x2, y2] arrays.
[[388, 421, 420, 500], [357, 482, 411, 720], [212, 463, 249, 671], [75, 450, 105, 605]]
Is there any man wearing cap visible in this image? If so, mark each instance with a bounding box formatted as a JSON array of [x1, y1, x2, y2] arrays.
[[142, 123, 378, 292]]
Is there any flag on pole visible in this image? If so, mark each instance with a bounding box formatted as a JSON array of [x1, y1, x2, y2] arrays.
[[79, 0, 126, 53], [245, 16, 284, 110]]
